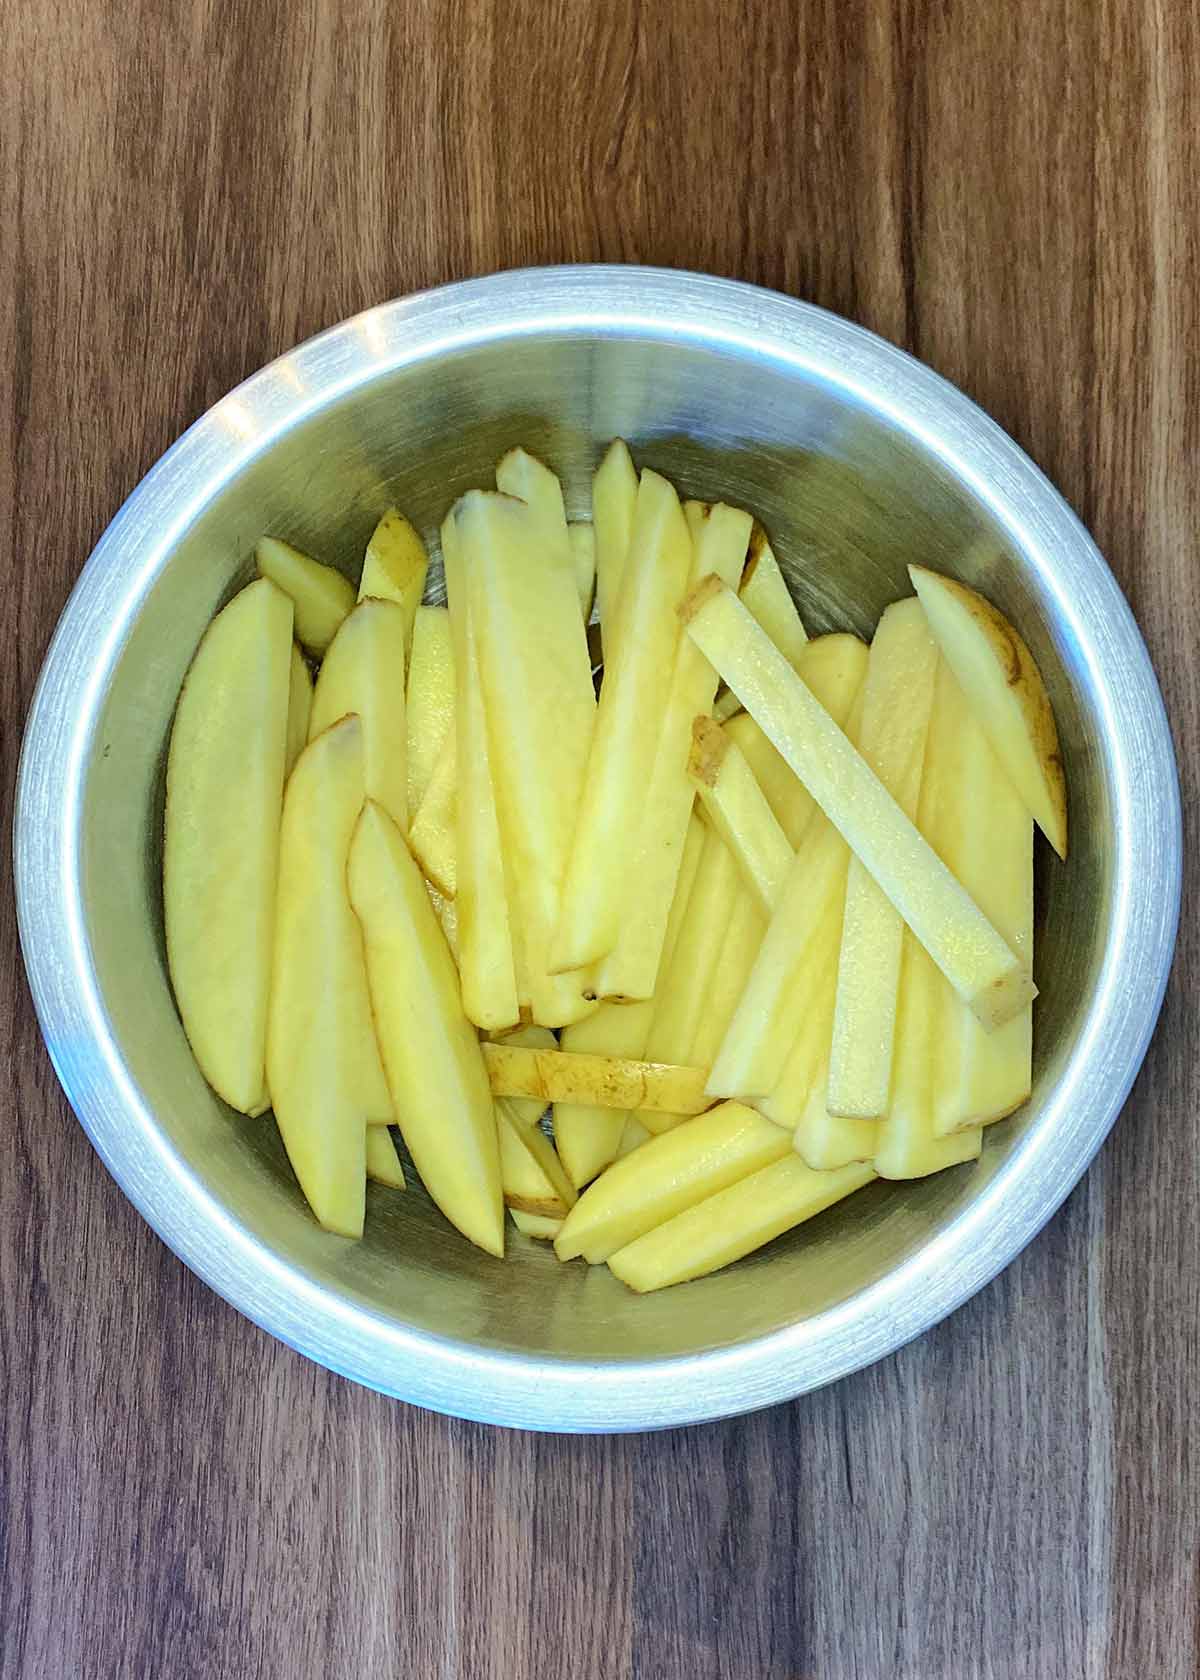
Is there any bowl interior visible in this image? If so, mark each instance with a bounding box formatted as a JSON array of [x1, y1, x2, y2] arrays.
[[79, 327, 1111, 1368]]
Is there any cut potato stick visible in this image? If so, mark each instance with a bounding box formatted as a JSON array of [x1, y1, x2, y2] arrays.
[[607, 1155, 876, 1293], [724, 632, 868, 849], [510, 1209, 564, 1240], [759, 890, 848, 1132], [738, 525, 808, 667], [592, 439, 638, 658], [555, 1102, 793, 1263], [928, 673, 1033, 1134], [910, 563, 1067, 858], [826, 600, 938, 1121], [358, 509, 429, 655], [499, 1108, 577, 1217], [482, 1043, 711, 1116], [256, 536, 355, 655], [688, 716, 792, 913], [165, 578, 292, 1116], [554, 816, 705, 1188], [682, 578, 1036, 1031], [490, 1023, 556, 1126], [552, 470, 694, 973], [407, 743, 457, 897], [873, 675, 985, 1179], [266, 719, 382, 1238], [568, 523, 596, 619], [309, 598, 409, 831], [616, 1117, 652, 1159], [348, 801, 504, 1256], [285, 644, 312, 780], [592, 502, 753, 999], [441, 514, 520, 1031], [458, 489, 597, 1027], [365, 1128, 407, 1190], [641, 826, 740, 1067], [713, 687, 742, 723], [406, 605, 455, 817], [426, 882, 459, 958]]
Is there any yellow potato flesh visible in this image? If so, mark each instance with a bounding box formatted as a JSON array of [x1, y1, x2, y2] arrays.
[[348, 801, 504, 1257], [408, 743, 457, 898], [458, 489, 597, 1027], [482, 1043, 710, 1116], [607, 1155, 876, 1293], [266, 717, 388, 1237], [555, 1102, 793, 1263], [683, 579, 1035, 1031], [309, 598, 408, 831], [826, 599, 938, 1122], [591, 501, 751, 1000], [256, 536, 354, 655], [738, 526, 808, 667], [365, 1128, 407, 1189], [910, 563, 1067, 858], [689, 717, 792, 913], [165, 577, 292, 1115], [284, 643, 312, 780], [510, 1209, 564, 1240], [591, 439, 638, 659], [358, 508, 428, 655], [406, 605, 455, 817], [568, 523, 597, 619]]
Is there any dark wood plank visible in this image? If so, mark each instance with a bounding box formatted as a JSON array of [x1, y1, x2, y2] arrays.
[[3, 0, 1197, 1675]]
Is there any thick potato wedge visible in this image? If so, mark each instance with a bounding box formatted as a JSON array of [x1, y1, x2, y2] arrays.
[[738, 525, 808, 667], [688, 716, 792, 913], [498, 1108, 577, 1218], [553, 817, 705, 1188], [724, 632, 869, 849], [267, 718, 390, 1237], [607, 1155, 876, 1292], [568, 523, 597, 619], [309, 598, 408, 831], [910, 564, 1067, 858], [510, 1209, 565, 1240], [441, 513, 520, 1031], [552, 469, 694, 973], [682, 578, 1036, 1031], [406, 605, 455, 817], [458, 488, 597, 1027], [358, 509, 429, 654], [165, 578, 292, 1116], [285, 644, 313, 780], [826, 600, 938, 1122], [592, 439, 639, 657], [555, 1102, 793, 1263], [256, 536, 355, 655], [365, 1128, 407, 1190], [482, 1043, 711, 1116], [348, 801, 504, 1256], [592, 501, 752, 1000]]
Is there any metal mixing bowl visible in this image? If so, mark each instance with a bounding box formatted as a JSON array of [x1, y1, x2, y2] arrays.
[[14, 267, 1181, 1431]]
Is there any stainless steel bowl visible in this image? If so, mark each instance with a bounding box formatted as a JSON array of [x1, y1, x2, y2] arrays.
[[15, 267, 1181, 1431]]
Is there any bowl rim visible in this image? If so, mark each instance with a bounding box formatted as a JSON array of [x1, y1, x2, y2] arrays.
[[14, 264, 1182, 1431]]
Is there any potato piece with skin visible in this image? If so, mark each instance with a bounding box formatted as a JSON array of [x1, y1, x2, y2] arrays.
[[348, 801, 504, 1257], [308, 599, 408, 831], [592, 501, 752, 1000], [406, 606, 455, 817], [568, 522, 596, 619], [365, 1128, 407, 1189], [607, 1156, 876, 1293], [592, 439, 638, 658], [442, 513, 521, 1032], [553, 816, 706, 1188], [725, 633, 869, 850], [826, 600, 939, 1122], [738, 525, 808, 668], [498, 1107, 577, 1217], [267, 718, 386, 1238], [285, 644, 313, 780], [482, 1043, 710, 1116], [688, 716, 792, 913], [682, 578, 1036, 1031], [358, 509, 428, 656], [510, 1209, 564, 1240], [458, 490, 597, 1028], [910, 564, 1067, 858], [555, 1103, 793, 1264], [165, 577, 292, 1115], [408, 741, 457, 897], [552, 469, 695, 974], [256, 536, 355, 655]]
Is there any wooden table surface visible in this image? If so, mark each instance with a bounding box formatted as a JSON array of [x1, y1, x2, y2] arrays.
[[3, 1, 1197, 1675]]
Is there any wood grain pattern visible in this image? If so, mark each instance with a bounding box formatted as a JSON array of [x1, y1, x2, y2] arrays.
[[2, 0, 1197, 1674]]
